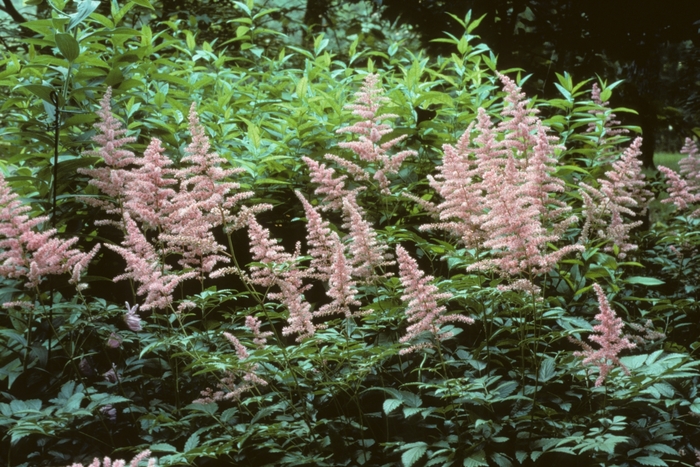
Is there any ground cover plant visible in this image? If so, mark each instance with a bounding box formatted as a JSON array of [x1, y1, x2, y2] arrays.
[[1, 1, 700, 466]]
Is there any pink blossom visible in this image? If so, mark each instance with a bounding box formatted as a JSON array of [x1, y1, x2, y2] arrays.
[[223, 331, 249, 360], [106, 214, 196, 310], [295, 191, 336, 279], [342, 198, 393, 280], [396, 245, 474, 354], [123, 138, 177, 231], [573, 283, 636, 387], [660, 138, 700, 218], [314, 233, 362, 319], [78, 87, 139, 220], [66, 449, 155, 467], [0, 174, 90, 289], [301, 156, 354, 211], [245, 315, 272, 348], [335, 73, 416, 194], [580, 137, 652, 257]]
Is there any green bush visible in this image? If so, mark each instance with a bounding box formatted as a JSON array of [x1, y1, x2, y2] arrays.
[[1, 1, 700, 467]]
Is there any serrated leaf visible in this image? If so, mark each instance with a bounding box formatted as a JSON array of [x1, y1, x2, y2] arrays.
[[150, 443, 178, 453], [635, 456, 668, 466], [383, 398, 402, 415], [644, 444, 678, 455], [464, 450, 489, 467], [402, 443, 427, 467], [539, 358, 556, 382], [490, 452, 513, 467], [184, 433, 199, 452]]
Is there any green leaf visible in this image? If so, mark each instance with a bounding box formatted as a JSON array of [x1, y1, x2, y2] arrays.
[[624, 276, 665, 286], [464, 451, 489, 467], [490, 452, 513, 467], [150, 443, 178, 453], [131, 0, 155, 10], [538, 358, 556, 382], [635, 456, 668, 466], [55, 33, 80, 61], [401, 443, 427, 467], [67, 0, 100, 30], [383, 398, 403, 415], [184, 433, 200, 452]]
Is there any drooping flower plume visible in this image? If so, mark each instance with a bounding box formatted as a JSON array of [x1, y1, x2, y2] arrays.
[[396, 245, 473, 354], [0, 173, 91, 290], [572, 283, 636, 387], [579, 137, 652, 257]]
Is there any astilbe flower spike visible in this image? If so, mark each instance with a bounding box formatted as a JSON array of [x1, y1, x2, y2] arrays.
[[572, 283, 636, 387], [295, 190, 336, 280], [106, 214, 196, 310], [67, 449, 156, 467], [78, 87, 139, 222], [0, 174, 92, 290], [660, 138, 700, 217], [194, 331, 268, 403], [335, 73, 417, 194], [421, 77, 582, 293], [396, 245, 474, 354], [579, 137, 652, 258], [245, 215, 316, 341], [314, 232, 362, 319], [586, 83, 629, 156], [342, 198, 393, 280]]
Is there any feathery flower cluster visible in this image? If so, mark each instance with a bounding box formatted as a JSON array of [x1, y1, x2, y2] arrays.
[[342, 199, 393, 280], [579, 137, 653, 258], [245, 315, 273, 348], [314, 232, 362, 319], [396, 245, 474, 354], [82, 91, 265, 308], [572, 283, 636, 387], [335, 73, 417, 194], [79, 87, 139, 221], [586, 83, 628, 154], [422, 76, 581, 293], [106, 214, 196, 310], [194, 331, 267, 403], [660, 138, 700, 217], [0, 174, 94, 291], [67, 449, 156, 467], [245, 215, 316, 340]]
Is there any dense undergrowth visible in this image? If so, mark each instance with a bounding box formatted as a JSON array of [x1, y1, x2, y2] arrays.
[[1, 1, 700, 466]]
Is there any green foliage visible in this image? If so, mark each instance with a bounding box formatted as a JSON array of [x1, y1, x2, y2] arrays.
[[1, 1, 700, 467]]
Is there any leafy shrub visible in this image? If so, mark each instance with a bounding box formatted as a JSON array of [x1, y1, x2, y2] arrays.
[[2, 1, 700, 467]]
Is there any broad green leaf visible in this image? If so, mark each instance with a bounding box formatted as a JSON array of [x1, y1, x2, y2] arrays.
[[150, 443, 178, 453], [55, 33, 80, 61], [401, 443, 427, 467], [464, 451, 489, 467], [538, 358, 556, 382], [383, 398, 402, 415], [624, 276, 665, 286], [184, 433, 200, 452], [68, 0, 100, 30], [635, 456, 668, 466]]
